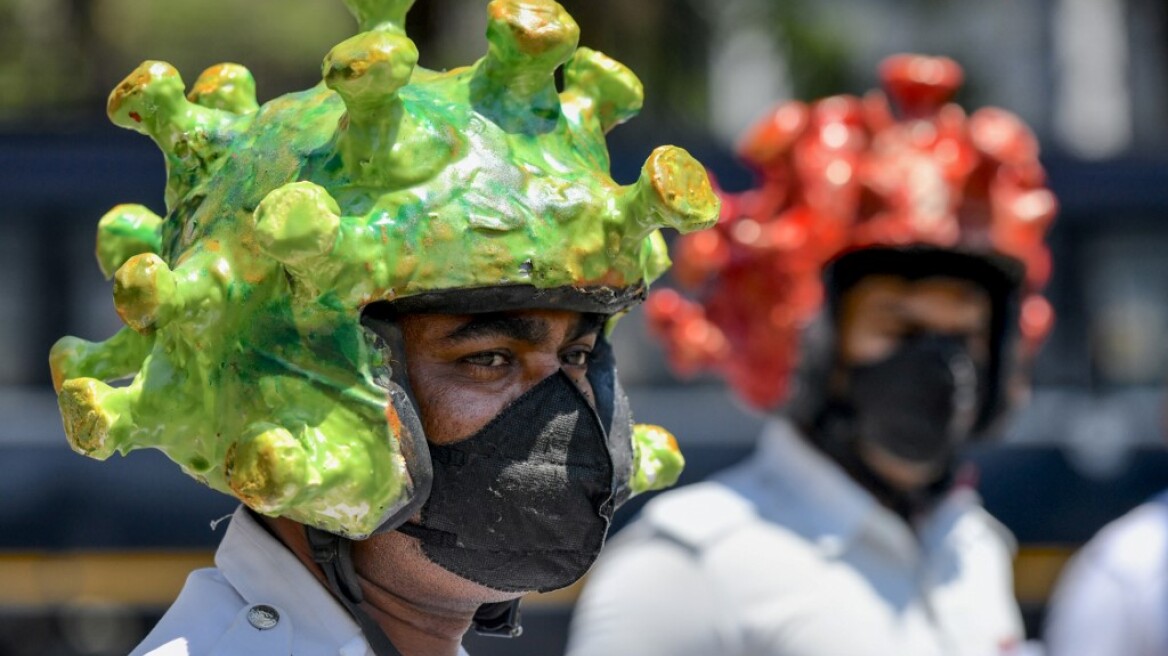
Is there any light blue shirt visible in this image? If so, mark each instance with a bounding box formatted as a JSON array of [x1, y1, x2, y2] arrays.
[[568, 418, 1026, 656], [131, 507, 470, 656], [1044, 490, 1168, 656]]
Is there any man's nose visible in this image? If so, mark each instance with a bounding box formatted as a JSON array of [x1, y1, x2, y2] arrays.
[[524, 357, 596, 410]]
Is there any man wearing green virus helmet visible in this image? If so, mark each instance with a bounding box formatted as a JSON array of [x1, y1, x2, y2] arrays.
[[50, 1, 718, 653]]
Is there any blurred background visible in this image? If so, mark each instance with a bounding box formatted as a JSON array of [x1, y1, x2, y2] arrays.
[[2, 0, 1168, 653]]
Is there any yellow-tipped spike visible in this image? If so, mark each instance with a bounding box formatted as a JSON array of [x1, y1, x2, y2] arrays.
[[50, 328, 153, 393], [563, 47, 644, 132], [226, 423, 310, 515], [630, 424, 685, 495], [59, 378, 124, 459], [479, 0, 579, 100], [188, 64, 259, 115], [254, 182, 342, 268], [322, 32, 453, 185], [323, 31, 418, 114], [620, 146, 720, 239], [107, 61, 244, 210], [97, 204, 164, 280], [342, 0, 416, 34], [107, 61, 188, 140], [113, 253, 178, 334]]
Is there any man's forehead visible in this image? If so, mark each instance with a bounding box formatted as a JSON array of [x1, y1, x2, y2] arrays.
[[840, 271, 995, 322], [409, 309, 604, 344], [846, 274, 992, 304]]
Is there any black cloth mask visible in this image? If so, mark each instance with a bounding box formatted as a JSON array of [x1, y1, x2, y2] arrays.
[[398, 370, 615, 593], [846, 333, 983, 468]]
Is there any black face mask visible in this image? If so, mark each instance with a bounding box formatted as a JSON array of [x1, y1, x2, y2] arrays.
[[398, 370, 615, 593], [846, 333, 983, 468]]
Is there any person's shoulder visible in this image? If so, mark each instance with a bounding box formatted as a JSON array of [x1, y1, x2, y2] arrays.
[[933, 487, 1019, 556], [635, 479, 760, 551], [130, 568, 294, 656], [1077, 494, 1168, 580]]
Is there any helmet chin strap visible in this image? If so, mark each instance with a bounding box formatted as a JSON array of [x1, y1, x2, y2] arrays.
[[307, 527, 406, 656], [306, 526, 524, 655]]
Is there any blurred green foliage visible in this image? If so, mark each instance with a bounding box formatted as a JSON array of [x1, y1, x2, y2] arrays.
[[0, 0, 715, 131], [0, 0, 354, 121], [765, 2, 854, 101]]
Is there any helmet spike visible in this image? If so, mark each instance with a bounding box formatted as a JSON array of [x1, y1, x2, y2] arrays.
[[254, 182, 342, 290], [97, 204, 164, 280], [188, 63, 259, 115], [619, 146, 720, 243], [107, 61, 247, 210], [561, 47, 644, 133], [113, 253, 178, 335], [473, 0, 579, 122], [323, 32, 452, 184], [879, 54, 963, 119], [630, 424, 685, 495], [58, 377, 129, 459], [342, 0, 416, 34], [226, 423, 312, 516], [50, 328, 153, 394]]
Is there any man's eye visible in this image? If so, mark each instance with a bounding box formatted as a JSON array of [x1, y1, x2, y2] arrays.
[[561, 349, 591, 367], [463, 352, 509, 367]]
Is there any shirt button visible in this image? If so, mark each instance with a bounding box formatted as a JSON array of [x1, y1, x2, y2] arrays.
[[247, 604, 280, 630]]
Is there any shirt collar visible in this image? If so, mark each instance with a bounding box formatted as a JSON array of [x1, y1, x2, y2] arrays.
[[750, 418, 976, 560], [753, 419, 880, 552], [215, 506, 368, 653]]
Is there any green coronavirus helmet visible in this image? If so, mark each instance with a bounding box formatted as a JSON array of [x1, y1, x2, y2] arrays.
[[50, 0, 718, 539]]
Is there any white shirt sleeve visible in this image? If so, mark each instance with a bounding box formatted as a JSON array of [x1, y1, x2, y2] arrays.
[[566, 526, 732, 656], [1042, 547, 1139, 656]]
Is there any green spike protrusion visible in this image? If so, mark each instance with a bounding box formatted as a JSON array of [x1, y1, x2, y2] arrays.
[[50, 327, 153, 393], [323, 31, 451, 185], [620, 146, 720, 243], [562, 47, 644, 133], [59, 377, 127, 460], [630, 424, 686, 495], [113, 253, 178, 334], [342, 0, 416, 34], [107, 61, 251, 210], [254, 182, 342, 270], [323, 32, 417, 111], [482, 0, 579, 91], [472, 0, 579, 123], [55, 0, 719, 538], [188, 64, 259, 115], [96, 204, 163, 280]]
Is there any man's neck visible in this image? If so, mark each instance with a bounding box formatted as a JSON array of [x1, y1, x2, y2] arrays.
[[263, 516, 474, 656], [359, 579, 473, 656]]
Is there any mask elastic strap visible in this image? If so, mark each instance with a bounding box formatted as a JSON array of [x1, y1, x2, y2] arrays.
[[306, 527, 406, 656], [394, 522, 525, 638], [396, 521, 458, 547], [472, 600, 524, 638]]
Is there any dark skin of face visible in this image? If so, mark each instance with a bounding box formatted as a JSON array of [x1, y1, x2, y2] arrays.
[[266, 308, 602, 656], [834, 275, 992, 492]]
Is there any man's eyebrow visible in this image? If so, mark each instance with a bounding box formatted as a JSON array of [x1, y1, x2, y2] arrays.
[[570, 313, 606, 341], [441, 314, 551, 345]]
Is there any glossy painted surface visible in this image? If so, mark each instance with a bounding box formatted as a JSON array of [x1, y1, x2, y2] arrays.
[[630, 424, 685, 495], [50, 0, 717, 538]]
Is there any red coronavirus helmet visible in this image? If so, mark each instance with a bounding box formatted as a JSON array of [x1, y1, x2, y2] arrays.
[[646, 54, 1057, 416]]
